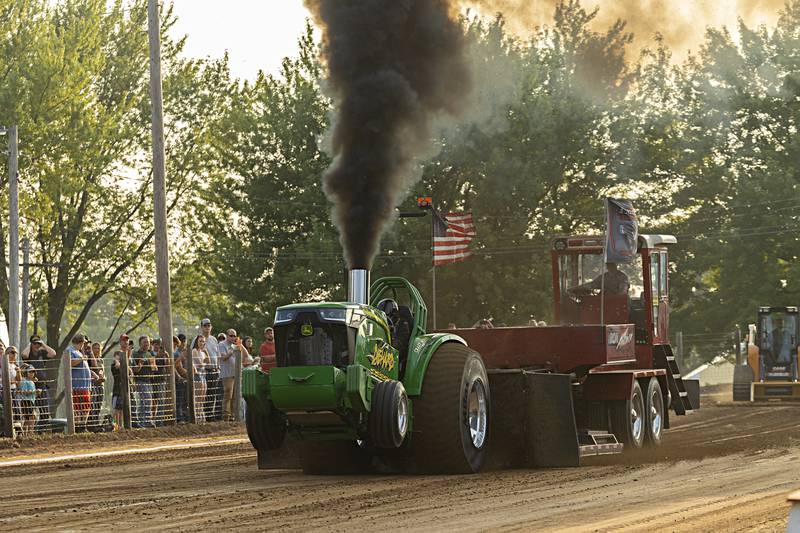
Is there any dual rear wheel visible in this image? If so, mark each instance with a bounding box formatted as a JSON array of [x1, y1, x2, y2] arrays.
[[610, 377, 664, 449]]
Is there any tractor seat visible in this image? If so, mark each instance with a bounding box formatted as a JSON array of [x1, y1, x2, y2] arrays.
[[395, 306, 414, 376]]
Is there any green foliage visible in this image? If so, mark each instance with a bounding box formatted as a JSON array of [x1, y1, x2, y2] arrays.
[[0, 0, 235, 350]]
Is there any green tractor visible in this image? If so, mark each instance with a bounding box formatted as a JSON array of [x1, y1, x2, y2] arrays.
[[242, 269, 490, 474]]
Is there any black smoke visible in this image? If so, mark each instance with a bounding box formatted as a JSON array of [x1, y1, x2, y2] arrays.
[[305, 0, 471, 269]]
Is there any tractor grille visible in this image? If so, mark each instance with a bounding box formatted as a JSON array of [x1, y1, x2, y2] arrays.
[[275, 312, 351, 368]]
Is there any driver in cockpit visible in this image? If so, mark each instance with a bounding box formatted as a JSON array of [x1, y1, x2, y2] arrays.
[[568, 262, 630, 297]]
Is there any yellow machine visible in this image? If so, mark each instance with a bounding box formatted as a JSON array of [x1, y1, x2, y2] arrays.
[[735, 307, 800, 401]]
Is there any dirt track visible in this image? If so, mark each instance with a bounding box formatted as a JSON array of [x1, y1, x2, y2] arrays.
[[1, 400, 798, 532]]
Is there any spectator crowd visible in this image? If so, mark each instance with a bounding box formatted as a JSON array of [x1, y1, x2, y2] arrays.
[[0, 318, 277, 435]]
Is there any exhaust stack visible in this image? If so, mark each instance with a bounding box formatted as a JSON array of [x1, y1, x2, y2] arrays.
[[348, 269, 370, 305]]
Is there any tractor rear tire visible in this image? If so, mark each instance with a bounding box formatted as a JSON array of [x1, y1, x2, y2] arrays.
[[644, 378, 664, 447], [411, 343, 490, 474], [299, 440, 372, 475], [245, 403, 287, 451], [369, 380, 409, 449], [610, 380, 645, 450]]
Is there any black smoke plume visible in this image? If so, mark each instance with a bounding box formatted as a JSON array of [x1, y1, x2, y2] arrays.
[[304, 0, 471, 269]]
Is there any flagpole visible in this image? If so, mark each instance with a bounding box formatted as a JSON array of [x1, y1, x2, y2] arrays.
[[431, 203, 437, 330], [601, 198, 608, 326]]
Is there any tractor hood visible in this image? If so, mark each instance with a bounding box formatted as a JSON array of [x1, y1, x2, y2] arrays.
[[274, 302, 389, 330]]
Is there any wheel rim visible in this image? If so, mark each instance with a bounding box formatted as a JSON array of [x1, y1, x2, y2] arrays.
[[649, 387, 663, 438], [630, 390, 644, 443], [467, 380, 487, 449], [397, 393, 408, 437]]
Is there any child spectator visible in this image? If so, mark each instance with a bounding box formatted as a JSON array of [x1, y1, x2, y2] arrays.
[[21, 336, 57, 431], [18, 365, 37, 436]]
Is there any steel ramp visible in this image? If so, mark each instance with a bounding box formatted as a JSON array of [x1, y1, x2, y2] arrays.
[[653, 344, 693, 415]]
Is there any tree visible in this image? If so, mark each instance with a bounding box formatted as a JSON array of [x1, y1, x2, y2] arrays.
[[0, 1, 236, 351]]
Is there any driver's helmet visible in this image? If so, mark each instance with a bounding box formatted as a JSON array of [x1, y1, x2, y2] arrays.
[[376, 298, 399, 320]]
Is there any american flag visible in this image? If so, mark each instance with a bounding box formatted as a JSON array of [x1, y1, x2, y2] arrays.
[[433, 211, 476, 266]]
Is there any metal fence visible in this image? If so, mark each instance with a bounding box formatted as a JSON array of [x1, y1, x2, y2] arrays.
[[0, 345, 249, 439]]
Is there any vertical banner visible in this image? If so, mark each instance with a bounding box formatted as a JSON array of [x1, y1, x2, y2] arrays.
[[605, 198, 639, 264]]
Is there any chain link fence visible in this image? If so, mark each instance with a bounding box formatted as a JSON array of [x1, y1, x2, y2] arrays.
[[0, 341, 250, 439]]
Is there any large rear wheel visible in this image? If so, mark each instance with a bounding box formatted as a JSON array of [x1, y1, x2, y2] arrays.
[[610, 380, 645, 449], [412, 343, 490, 474]]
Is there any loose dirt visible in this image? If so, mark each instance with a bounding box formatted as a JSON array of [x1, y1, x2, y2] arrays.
[[0, 400, 798, 532]]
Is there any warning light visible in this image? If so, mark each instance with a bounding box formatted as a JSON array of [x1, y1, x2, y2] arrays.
[[417, 196, 432, 208]]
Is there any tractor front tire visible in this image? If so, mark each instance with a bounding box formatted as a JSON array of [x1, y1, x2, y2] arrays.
[[246, 403, 287, 451], [412, 343, 490, 474], [369, 380, 409, 449], [299, 440, 372, 475], [610, 380, 645, 450]]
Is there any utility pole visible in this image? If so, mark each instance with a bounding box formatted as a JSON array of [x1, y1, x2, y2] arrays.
[[148, 0, 176, 424], [7, 125, 19, 349], [21, 238, 29, 347]]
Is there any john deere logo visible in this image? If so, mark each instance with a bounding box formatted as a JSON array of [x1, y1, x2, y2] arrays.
[[300, 324, 314, 336]]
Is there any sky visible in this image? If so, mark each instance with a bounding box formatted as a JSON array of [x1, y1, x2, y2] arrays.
[[169, 1, 786, 81], [169, 1, 310, 81]]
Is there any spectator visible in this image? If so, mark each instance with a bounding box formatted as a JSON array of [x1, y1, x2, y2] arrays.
[[3, 346, 21, 424], [88, 341, 106, 431], [18, 365, 37, 436], [68, 334, 92, 432], [111, 334, 132, 430], [191, 335, 210, 423], [173, 335, 188, 423], [132, 335, 157, 428], [200, 318, 221, 422], [4, 346, 21, 389], [21, 336, 57, 432], [241, 337, 255, 368], [239, 336, 255, 421], [217, 333, 226, 342], [218, 329, 239, 421], [447, 322, 457, 329], [259, 327, 276, 372], [472, 318, 494, 329], [151, 337, 169, 426]]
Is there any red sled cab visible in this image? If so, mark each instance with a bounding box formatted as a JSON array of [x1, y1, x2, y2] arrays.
[[440, 234, 694, 467]]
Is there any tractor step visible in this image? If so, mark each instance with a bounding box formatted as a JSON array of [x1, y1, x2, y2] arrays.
[[654, 344, 694, 415], [578, 431, 623, 457]]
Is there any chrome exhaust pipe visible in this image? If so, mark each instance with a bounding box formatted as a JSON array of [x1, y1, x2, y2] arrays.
[[348, 269, 370, 305]]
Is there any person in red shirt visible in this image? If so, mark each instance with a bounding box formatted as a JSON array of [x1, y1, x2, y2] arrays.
[[259, 327, 276, 372]]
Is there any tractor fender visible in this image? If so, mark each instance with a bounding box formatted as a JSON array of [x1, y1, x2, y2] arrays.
[[403, 334, 467, 396]]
